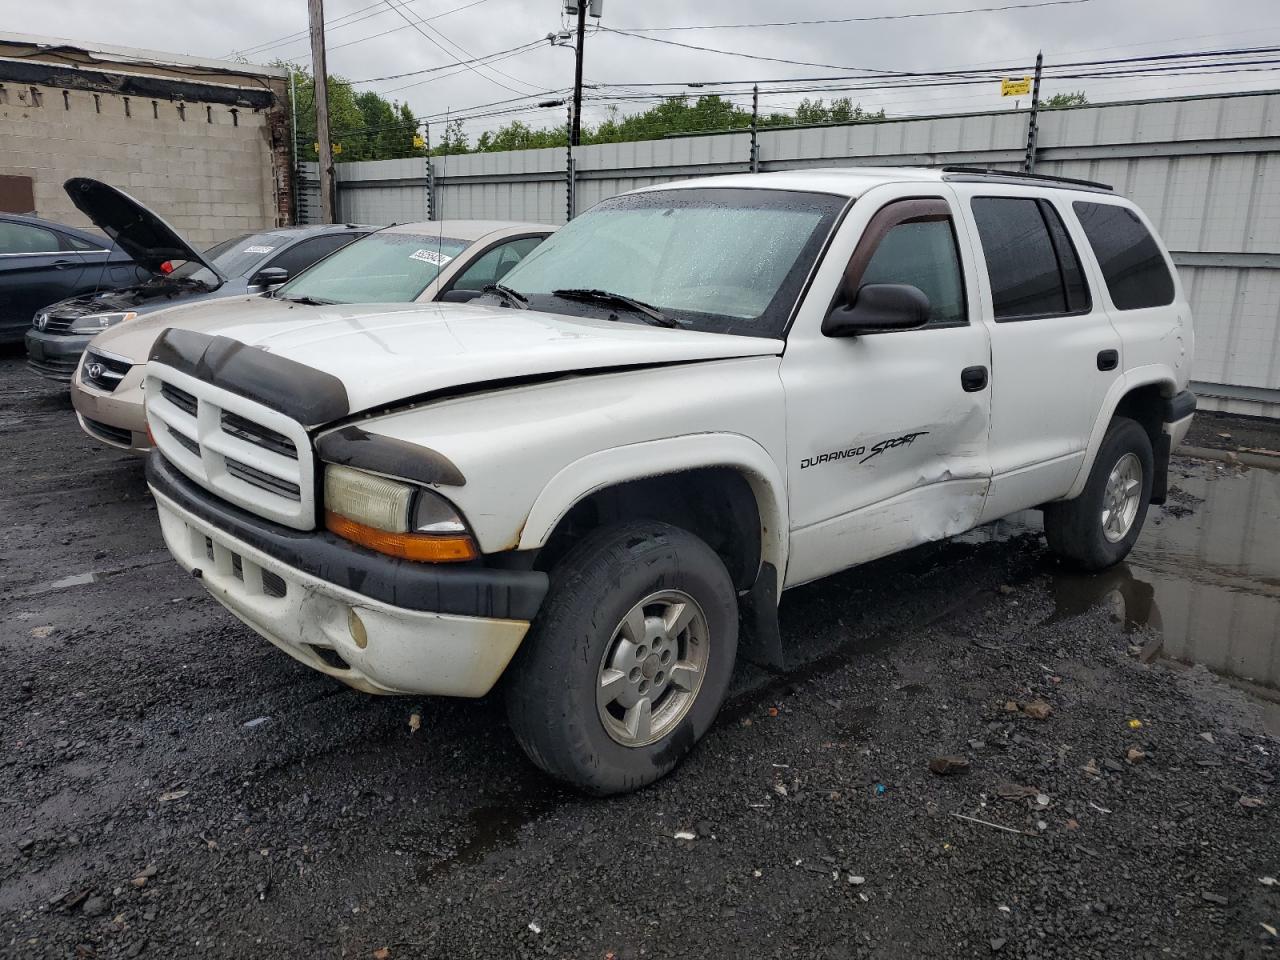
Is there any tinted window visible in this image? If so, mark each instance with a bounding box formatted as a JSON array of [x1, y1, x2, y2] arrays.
[[859, 219, 966, 326], [61, 232, 106, 252], [972, 197, 1073, 320], [451, 236, 544, 291], [262, 233, 359, 281], [1040, 201, 1091, 314], [1073, 201, 1175, 310], [0, 221, 59, 254]]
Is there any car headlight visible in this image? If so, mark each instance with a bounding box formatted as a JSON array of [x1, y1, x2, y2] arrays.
[[323, 464, 476, 562], [69, 311, 137, 334]]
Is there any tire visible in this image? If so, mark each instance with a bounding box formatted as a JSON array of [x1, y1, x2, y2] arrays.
[[1043, 416, 1154, 571], [505, 521, 739, 796]]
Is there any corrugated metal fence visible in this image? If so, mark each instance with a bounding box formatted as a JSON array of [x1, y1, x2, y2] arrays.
[[312, 90, 1280, 417]]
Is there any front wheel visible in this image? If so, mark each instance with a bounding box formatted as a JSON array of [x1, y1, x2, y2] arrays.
[[1043, 416, 1154, 571], [505, 521, 738, 795]]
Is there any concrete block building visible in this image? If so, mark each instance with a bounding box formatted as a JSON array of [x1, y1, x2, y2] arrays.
[[0, 32, 292, 246]]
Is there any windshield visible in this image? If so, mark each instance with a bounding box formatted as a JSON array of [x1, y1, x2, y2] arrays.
[[496, 188, 847, 337], [168, 232, 292, 285], [276, 231, 472, 303]]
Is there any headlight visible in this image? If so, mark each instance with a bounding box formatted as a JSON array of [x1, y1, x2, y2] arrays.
[[69, 311, 137, 334], [323, 464, 476, 562]]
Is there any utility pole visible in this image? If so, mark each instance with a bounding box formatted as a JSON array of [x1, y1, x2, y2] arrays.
[[308, 0, 334, 222], [1023, 50, 1043, 174], [570, 0, 588, 146]]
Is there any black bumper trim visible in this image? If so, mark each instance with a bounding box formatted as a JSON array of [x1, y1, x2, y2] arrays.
[[1164, 389, 1197, 423], [146, 452, 547, 620]]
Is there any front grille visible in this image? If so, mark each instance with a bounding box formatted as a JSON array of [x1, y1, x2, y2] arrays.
[[224, 457, 301, 500], [82, 417, 133, 446], [160, 382, 198, 416], [83, 350, 132, 393], [221, 411, 296, 460], [40, 315, 76, 334], [145, 369, 314, 529]]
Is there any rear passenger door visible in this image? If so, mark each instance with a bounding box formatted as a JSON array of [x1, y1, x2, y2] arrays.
[[953, 188, 1122, 520]]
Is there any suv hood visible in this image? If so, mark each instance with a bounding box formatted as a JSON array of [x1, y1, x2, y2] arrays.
[[64, 177, 222, 280], [153, 301, 783, 422]]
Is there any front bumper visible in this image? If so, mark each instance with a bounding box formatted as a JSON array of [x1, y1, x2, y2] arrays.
[[71, 362, 150, 453], [147, 453, 548, 697], [25, 328, 92, 381]]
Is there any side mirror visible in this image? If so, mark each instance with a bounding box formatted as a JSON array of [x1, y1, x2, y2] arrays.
[[439, 288, 482, 303], [822, 283, 930, 337], [253, 266, 289, 287]]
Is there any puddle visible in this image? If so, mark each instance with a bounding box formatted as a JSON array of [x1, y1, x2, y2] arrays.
[[967, 462, 1280, 734]]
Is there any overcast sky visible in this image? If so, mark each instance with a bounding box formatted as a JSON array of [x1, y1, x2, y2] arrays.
[[6, 0, 1280, 140]]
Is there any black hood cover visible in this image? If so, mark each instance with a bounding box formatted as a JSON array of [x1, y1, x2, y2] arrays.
[[63, 178, 223, 280]]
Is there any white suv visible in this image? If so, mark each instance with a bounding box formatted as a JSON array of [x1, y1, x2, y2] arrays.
[[141, 167, 1195, 794]]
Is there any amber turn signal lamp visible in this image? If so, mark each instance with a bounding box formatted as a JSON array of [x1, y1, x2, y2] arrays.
[[325, 511, 477, 563]]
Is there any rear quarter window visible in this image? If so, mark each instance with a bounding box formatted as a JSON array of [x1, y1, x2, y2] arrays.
[[1072, 201, 1175, 310]]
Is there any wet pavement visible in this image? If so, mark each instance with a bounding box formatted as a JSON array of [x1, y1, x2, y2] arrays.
[[966, 459, 1280, 734], [2, 353, 1279, 959]]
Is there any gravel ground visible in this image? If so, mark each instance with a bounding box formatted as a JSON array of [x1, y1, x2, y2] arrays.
[[1, 352, 1278, 959]]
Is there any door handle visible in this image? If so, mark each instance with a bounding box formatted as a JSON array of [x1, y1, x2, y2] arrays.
[[1097, 349, 1119, 371], [50, 259, 77, 270], [961, 365, 988, 392]]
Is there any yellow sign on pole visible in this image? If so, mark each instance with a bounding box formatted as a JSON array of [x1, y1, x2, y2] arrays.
[[413, 134, 425, 148], [1001, 77, 1032, 97]]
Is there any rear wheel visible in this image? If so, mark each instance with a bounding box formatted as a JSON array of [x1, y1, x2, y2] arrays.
[[1044, 416, 1153, 571], [505, 521, 738, 795]]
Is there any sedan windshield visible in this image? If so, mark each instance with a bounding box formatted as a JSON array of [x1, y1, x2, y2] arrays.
[[497, 188, 847, 338], [169, 232, 292, 285], [276, 232, 471, 303]]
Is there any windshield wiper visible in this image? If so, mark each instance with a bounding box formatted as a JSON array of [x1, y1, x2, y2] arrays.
[[481, 283, 529, 309], [277, 294, 337, 306], [551, 288, 678, 328]]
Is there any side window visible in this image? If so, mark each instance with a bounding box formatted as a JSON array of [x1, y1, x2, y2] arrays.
[[263, 234, 357, 279], [1072, 201, 1175, 310], [452, 236, 545, 292], [0, 221, 59, 255], [971, 196, 1092, 321], [61, 232, 105, 252], [847, 200, 967, 327]]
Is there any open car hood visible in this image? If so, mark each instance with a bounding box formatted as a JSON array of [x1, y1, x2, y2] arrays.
[[64, 177, 224, 281]]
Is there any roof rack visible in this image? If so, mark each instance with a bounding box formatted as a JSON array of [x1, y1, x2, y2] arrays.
[[939, 166, 1113, 192]]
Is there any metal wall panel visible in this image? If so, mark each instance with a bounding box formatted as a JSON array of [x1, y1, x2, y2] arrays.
[[325, 91, 1280, 414]]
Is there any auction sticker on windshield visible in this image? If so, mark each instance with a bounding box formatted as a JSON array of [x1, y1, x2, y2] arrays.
[[244, 245, 276, 254], [410, 249, 453, 266]]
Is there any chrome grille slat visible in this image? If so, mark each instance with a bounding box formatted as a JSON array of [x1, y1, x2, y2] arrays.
[[84, 350, 132, 393], [220, 411, 297, 460], [160, 382, 198, 417], [224, 457, 302, 500]]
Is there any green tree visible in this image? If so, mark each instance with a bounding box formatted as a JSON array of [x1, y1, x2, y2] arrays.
[[284, 62, 424, 163], [1043, 91, 1089, 109]]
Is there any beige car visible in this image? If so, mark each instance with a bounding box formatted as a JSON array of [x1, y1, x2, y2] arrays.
[[71, 219, 553, 452]]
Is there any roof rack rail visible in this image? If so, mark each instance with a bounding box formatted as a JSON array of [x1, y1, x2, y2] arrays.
[[939, 166, 1113, 192]]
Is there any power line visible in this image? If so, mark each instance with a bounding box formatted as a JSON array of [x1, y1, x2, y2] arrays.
[[378, 42, 551, 94], [614, 0, 1096, 33], [378, 0, 527, 95], [351, 38, 546, 83], [328, 0, 492, 52]]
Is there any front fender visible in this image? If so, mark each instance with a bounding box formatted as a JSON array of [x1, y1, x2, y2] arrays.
[[518, 432, 790, 584], [1064, 364, 1178, 500]]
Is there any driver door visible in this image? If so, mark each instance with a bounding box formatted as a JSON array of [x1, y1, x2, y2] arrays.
[[780, 186, 993, 587]]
